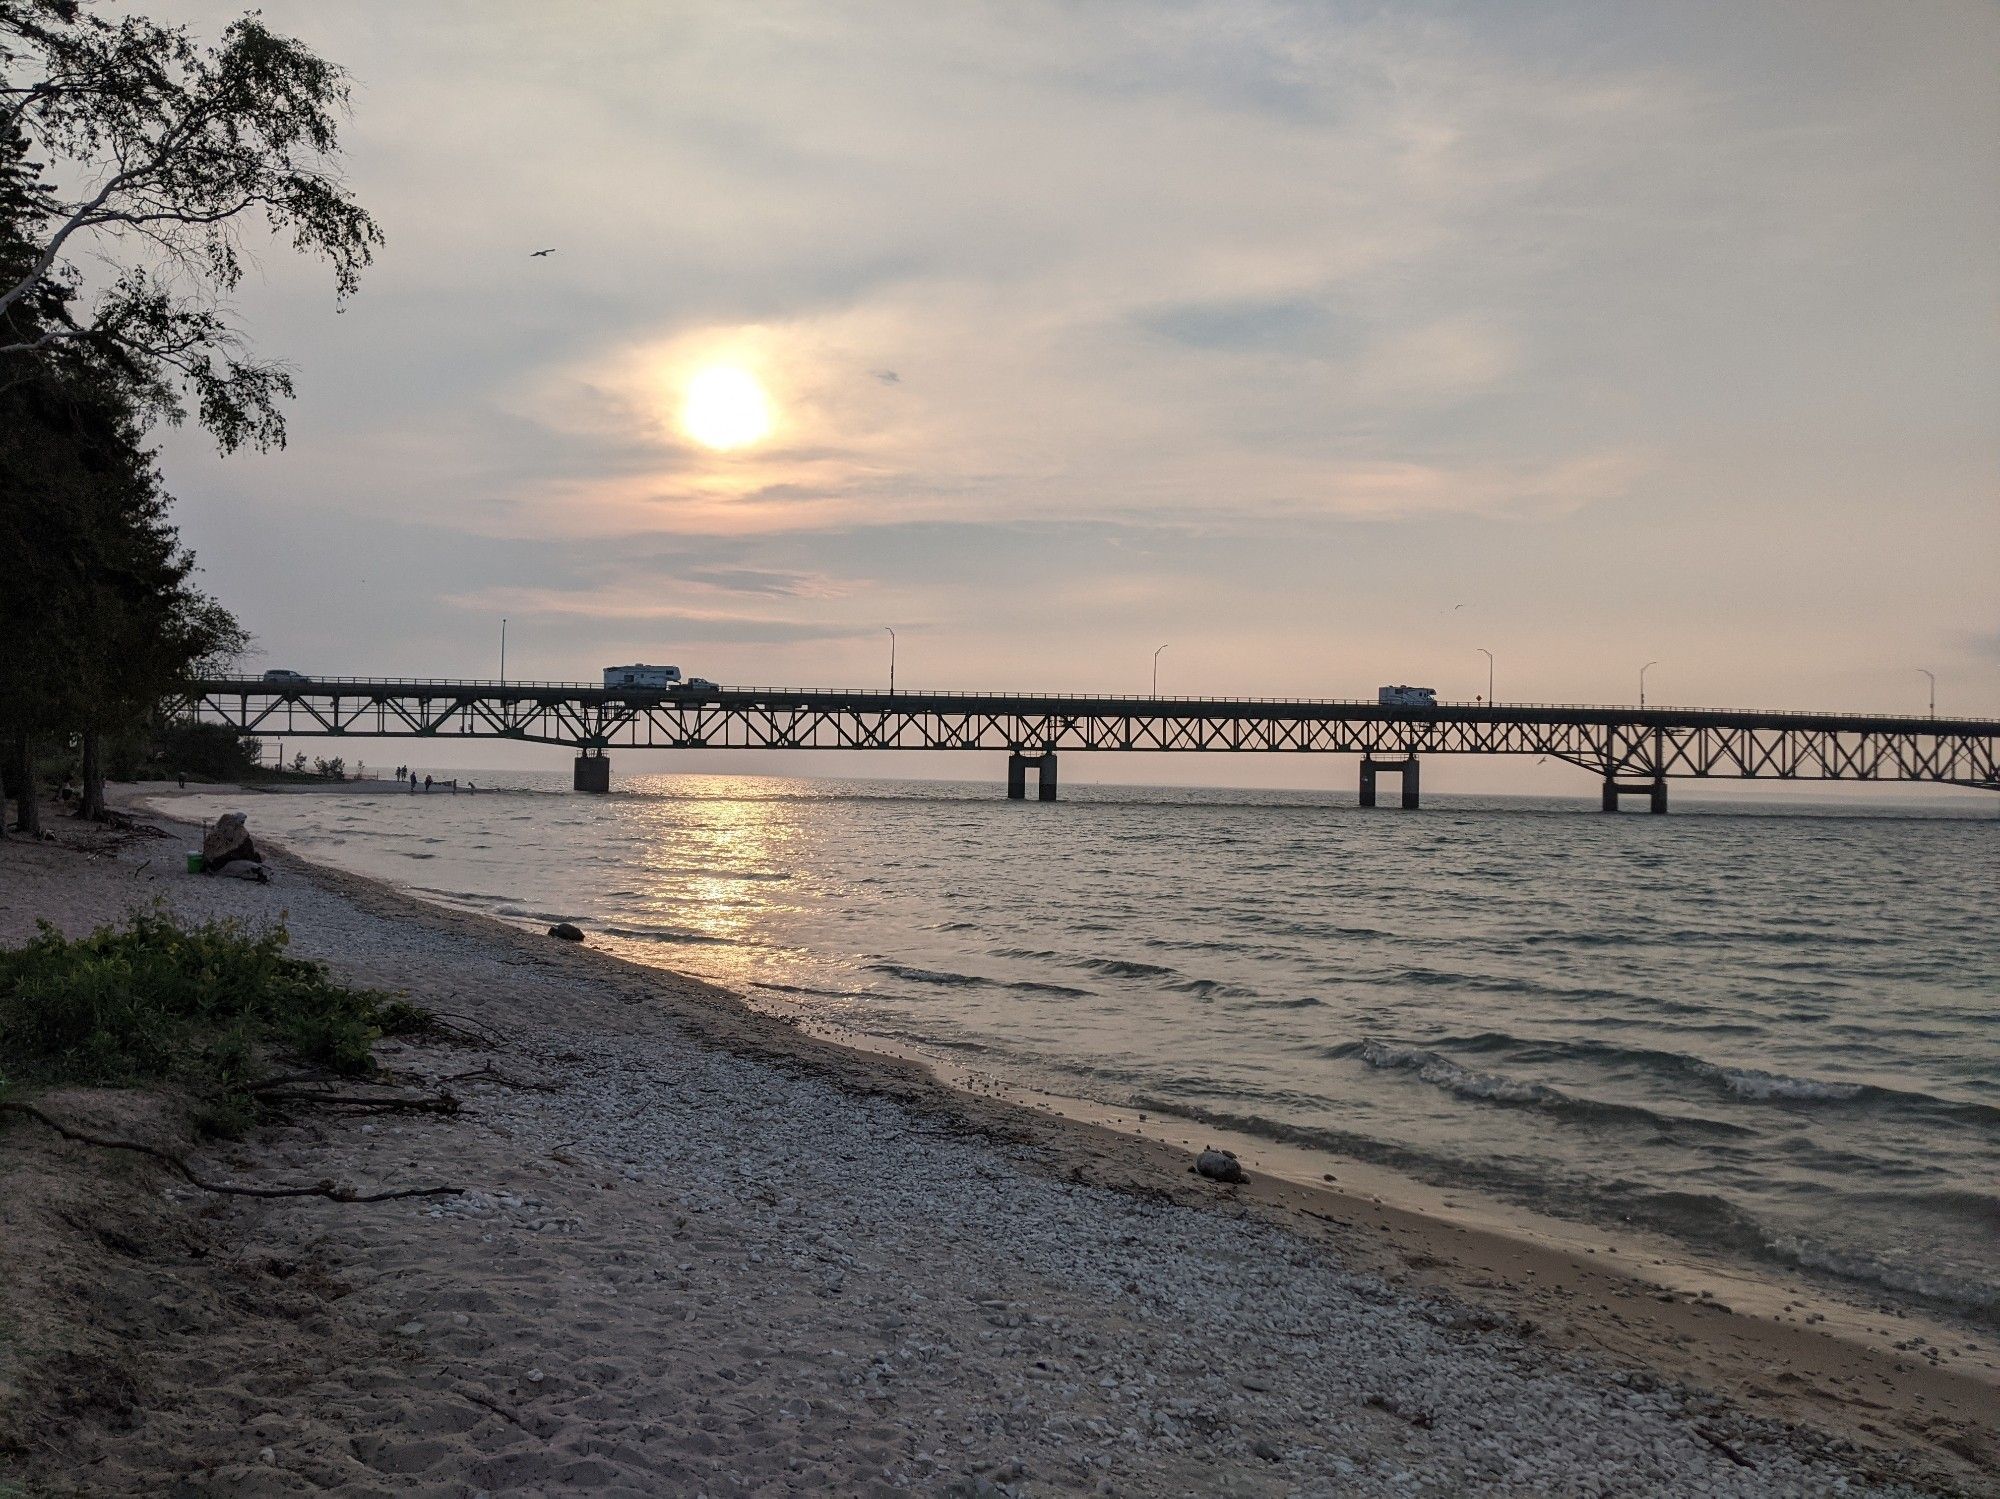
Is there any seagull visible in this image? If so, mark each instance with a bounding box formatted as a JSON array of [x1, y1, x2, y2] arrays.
[[530, 248, 556, 258]]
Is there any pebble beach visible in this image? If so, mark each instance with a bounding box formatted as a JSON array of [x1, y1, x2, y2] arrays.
[[1, 797, 1994, 1496]]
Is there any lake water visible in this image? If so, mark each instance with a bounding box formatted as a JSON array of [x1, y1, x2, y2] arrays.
[[171, 773, 1999, 1326]]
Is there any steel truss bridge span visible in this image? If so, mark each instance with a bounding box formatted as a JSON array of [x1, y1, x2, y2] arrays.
[[174, 678, 2000, 810]]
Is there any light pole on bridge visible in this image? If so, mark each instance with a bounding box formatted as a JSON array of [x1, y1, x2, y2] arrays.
[[499, 618, 507, 685], [1476, 647, 1493, 705], [884, 626, 896, 695], [1640, 660, 1658, 709], [1918, 667, 1935, 718], [1153, 643, 1169, 698]]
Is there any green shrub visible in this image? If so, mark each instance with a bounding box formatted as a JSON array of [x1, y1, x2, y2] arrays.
[[0, 910, 417, 1134]]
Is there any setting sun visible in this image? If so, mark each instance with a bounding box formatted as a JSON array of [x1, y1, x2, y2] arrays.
[[680, 364, 774, 450]]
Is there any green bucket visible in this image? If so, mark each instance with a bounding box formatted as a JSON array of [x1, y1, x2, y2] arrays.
[[185, 850, 205, 874]]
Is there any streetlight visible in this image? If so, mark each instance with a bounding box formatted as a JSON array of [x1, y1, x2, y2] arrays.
[[1152, 643, 1169, 698], [1918, 667, 1935, 718], [884, 626, 896, 694], [1476, 647, 1493, 705], [499, 617, 507, 684], [1640, 660, 1658, 708]]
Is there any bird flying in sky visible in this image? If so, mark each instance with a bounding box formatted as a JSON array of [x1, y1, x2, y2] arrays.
[[530, 248, 555, 257]]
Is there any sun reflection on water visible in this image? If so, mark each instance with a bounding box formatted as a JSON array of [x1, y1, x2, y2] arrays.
[[621, 776, 815, 991]]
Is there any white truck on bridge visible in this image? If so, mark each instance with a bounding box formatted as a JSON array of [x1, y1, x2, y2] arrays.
[[1378, 685, 1438, 708]]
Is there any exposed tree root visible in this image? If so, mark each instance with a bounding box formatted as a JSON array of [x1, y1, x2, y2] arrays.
[[252, 1086, 461, 1115], [1696, 1427, 1755, 1469], [0, 1102, 463, 1203], [436, 1063, 559, 1094], [417, 1009, 505, 1048]]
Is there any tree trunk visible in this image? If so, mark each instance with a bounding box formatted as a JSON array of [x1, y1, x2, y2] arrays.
[[8, 730, 40, 835], [77, 728, 104, 820]]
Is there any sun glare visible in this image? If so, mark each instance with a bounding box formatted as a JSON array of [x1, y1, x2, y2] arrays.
[[680, 365, 775, 451]]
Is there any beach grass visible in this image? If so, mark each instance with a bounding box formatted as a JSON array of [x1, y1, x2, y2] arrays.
[[0, 909, 423, 1135]]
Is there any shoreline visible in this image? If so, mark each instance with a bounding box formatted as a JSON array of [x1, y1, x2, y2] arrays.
[[126, 788, 1999, 1470], [3, 791, 1984, 1495], [135, 781, 1998, 1362]]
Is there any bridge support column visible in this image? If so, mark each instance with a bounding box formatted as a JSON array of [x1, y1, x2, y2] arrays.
[[1360, 757, 1419, 809], [1601, 776, 1668, 813], [1006, 752, 1057, 801], [573, 752, 611, 794]]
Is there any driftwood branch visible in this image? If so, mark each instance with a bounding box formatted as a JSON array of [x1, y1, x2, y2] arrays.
[[0, 1102, 462, 1203]]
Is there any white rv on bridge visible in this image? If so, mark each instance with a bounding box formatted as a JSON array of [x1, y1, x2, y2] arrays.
[[603, 664, 681, 690]]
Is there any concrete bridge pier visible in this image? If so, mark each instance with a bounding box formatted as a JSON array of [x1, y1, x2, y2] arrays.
[[1007, 751, 1058, 801], [1601, 776, 1667, 813], [1359, 756, 1420, 809], [573, 751, 611, 794]]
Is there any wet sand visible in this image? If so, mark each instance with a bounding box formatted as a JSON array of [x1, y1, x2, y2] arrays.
[[0, 792, 1992, 1495]]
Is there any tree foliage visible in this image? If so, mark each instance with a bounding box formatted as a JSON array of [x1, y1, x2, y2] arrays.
[[0, 334, 246, 819], [0, 3, 372, 825], [0, 0, 379, 450]]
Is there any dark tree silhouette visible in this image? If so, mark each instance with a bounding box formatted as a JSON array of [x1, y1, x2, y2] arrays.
[[0, 0, 380, 450]]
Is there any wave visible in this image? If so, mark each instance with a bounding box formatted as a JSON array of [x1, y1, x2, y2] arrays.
[[1759, 1235, 1998, 1324], [1072, 957, 1178, 980], [751, 979, 876, 1002], [408, 886, 508, 906], [1385, 1032, 1998, 1125], [864, 962, 1091, 999], [1696, 1064, 1862, 1103], [598, 925, 734, 947], [1347, 1040, 1749, 1137]]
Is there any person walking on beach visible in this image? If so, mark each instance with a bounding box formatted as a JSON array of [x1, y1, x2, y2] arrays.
[[424, 774, 433, 793]]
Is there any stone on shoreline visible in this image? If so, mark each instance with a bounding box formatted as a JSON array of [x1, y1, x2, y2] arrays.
[[201, 811, 259, 870], [1195, 1148, 1248, 1185], [548, 922, 586, 942]]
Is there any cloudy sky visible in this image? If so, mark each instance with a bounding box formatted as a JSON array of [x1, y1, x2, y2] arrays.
[[152, 1, 1996, 790]]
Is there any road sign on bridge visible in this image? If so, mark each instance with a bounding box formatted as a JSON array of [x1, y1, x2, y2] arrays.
[[172, 677, 2000, 810]]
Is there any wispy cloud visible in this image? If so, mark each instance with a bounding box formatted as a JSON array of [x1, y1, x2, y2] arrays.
[[153, 0, 1999, 717]]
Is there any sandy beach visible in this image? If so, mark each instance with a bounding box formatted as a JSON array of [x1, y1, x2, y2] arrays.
[[1, 795, 1993, 1497]]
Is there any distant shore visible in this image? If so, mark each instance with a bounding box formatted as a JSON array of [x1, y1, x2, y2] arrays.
[[0, 791, 1992, 1493]]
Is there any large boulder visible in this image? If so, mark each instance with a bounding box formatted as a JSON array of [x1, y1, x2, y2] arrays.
[[202, 811, 259, 870]]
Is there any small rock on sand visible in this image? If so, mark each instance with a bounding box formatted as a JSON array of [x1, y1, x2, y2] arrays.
[[1195, 1148, 1248, 1185], [548, 922, 586, 942]]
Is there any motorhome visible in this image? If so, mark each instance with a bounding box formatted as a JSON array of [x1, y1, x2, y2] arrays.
[[1378, 684, 1438, 708], [603, 664, 682, 690]]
